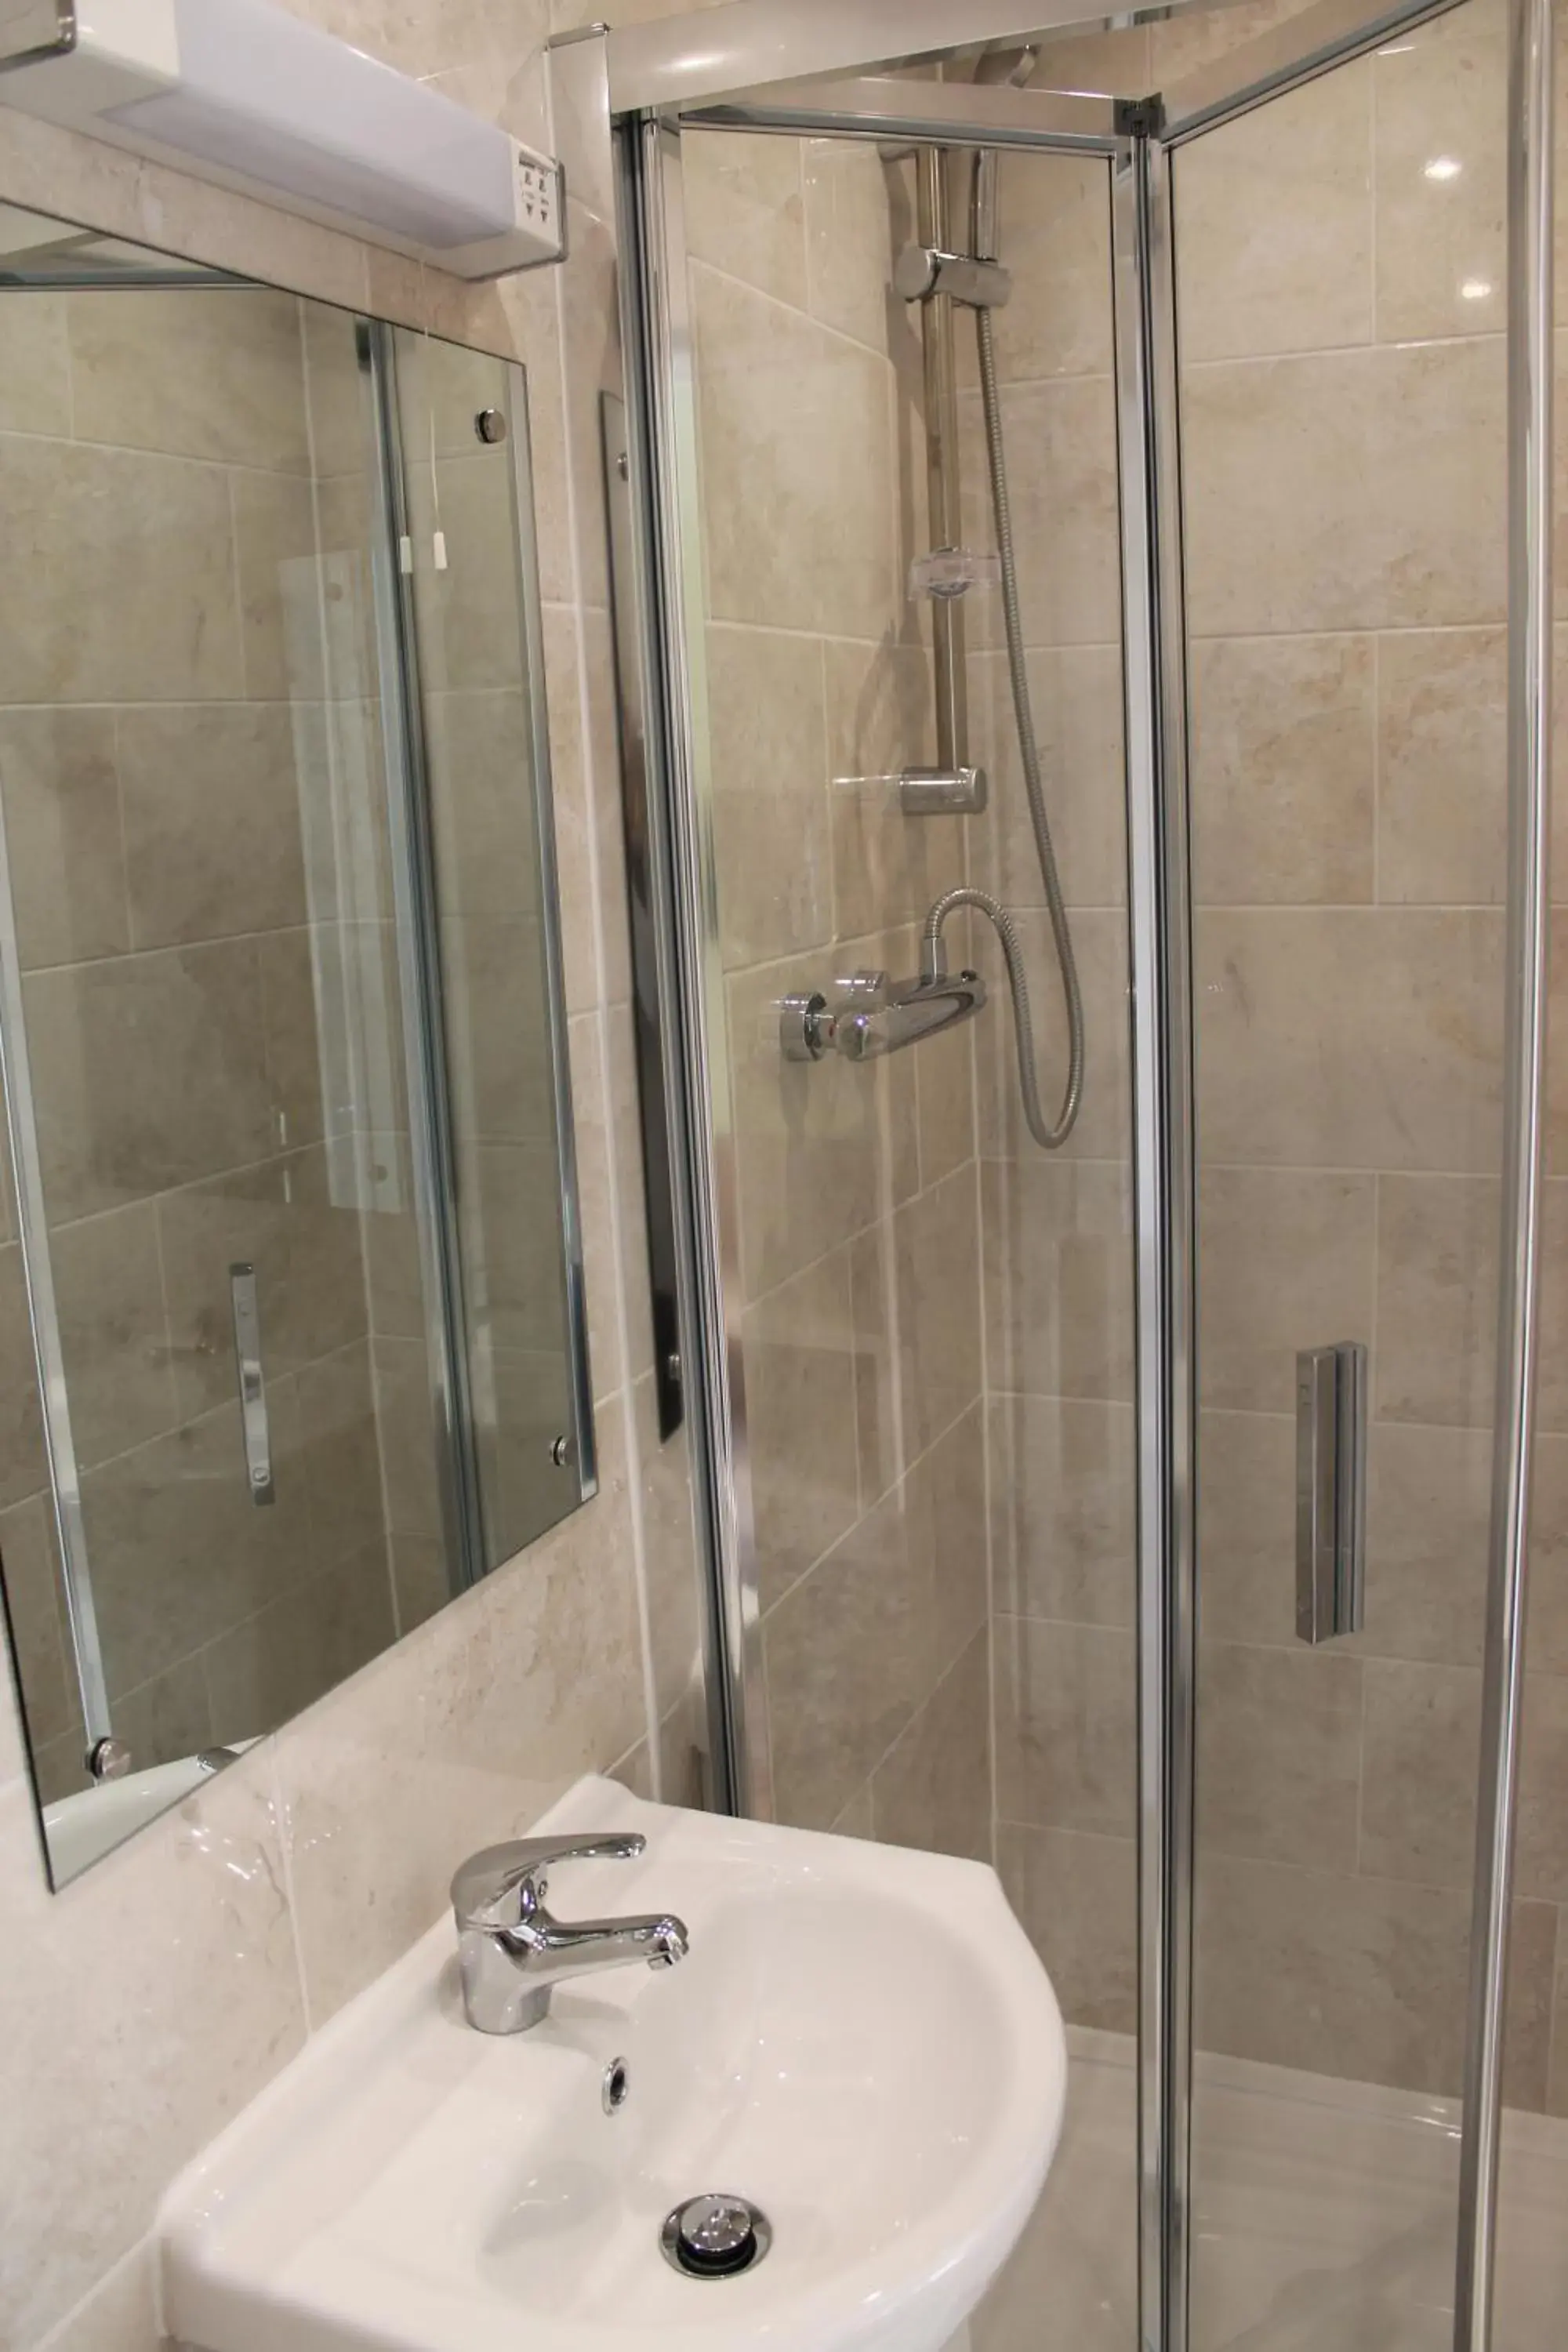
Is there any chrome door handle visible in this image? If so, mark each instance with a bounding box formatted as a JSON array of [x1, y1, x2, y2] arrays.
[[1295, 1341, 1366, 1642]]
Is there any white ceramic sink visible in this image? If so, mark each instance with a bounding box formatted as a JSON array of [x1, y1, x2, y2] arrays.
[[159, 1777, 1067, 2352]]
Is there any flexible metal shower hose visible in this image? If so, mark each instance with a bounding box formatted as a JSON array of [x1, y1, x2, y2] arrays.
[[924, 302, 1085, 1150]]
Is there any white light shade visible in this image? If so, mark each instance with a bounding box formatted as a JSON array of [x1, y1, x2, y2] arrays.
[[0, 0, 563, 278]]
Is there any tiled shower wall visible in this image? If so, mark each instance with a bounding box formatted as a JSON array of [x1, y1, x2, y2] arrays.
[[0, 285, 406, 1799], [682, 128, 993, 1853], [975, 0, 1568, 2114]]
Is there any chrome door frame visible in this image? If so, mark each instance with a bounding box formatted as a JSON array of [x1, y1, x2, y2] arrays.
[[1112, 114, 1196, 2352], [1457, 0, 1555, 2339]]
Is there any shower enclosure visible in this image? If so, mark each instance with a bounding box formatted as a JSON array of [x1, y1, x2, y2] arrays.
[[606, 0, 1555, 2343]]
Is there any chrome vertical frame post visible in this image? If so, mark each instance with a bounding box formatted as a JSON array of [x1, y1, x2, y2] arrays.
[[1455, 0, 1554, 2336], [362, 321, 489, 1592], [0, 782, 112, 1775], [1113, 115, 1196, 2352], [617, 113, 771, 1816]]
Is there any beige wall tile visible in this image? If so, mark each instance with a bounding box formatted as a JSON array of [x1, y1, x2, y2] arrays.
[[278, 1394, 644, 2025], [914, 1011, 976, 1192], [37, 2245, 161, 2352], [708, 624, 833, 967], [996, 1820, 1137, 2034], [0, 292, 68, 434], [1374, 1172, 1499, 1428], [158, 1149, 371, 1419], [851, 1165, 982, 1472], [232, 469, 326, 703], [960, 375, 1120, 652], [67, 287, 310, 470], [975, 908, 1131, 1166], [1373, 3, 1507, 343], [1363, 1421, 1493, 1667], [27, 943, 274, 1222], [1519, 1672, 1568, 1904], [1377, 626, 1507, 904], [0, 437, 243, 704], [724, 951, 885, 1301], [964, 151, 1115, 386], [1196, 1408, 1295, 1646], [113, 1653, 213, 1772], [1197, 1640, 1363, 1869], [825, 637, 964, 940], [764, 1488, 923, 1831], [50, 1203, 177, 1467], [632, 1371, 701, 1722], [1196, 1851, 1556, 2103], [1189, 635, 1375, 905], [765, 1406, 984, 1831], [802, 139, 898, 354], [0, 1759, 303, 2350], [743, 1243, 860, 1613], [1199, 1166, 1376, 1413], [1174, 62, 1374, 363], [994, 1616, 1134, 1835], [692, 263, 898, 641], [982, 1156, 1135, 1403], [82, 1395, 314, 1697], [871, 1629, 991, 1864], [118, 706, 310, 950], [1195, 908, 1504, 1173], [989, 1392, 1134, 1628], [1181, 338, 1505, 637], [1148, 0, 1318, 81], [205, 1545, 395, 1748], [0, 1243, 48, 1507], [970, 643, 1127, 913], [684, 130, 806, 310], [1359, 1657, 1479, 1889], [0, 1494, 74, 1750], [0, 710, 129, 971], [295, 1341, 387, 1566]]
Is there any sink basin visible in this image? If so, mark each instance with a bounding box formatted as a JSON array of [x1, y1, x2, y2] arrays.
[[159, 1777, 1067, 2352]]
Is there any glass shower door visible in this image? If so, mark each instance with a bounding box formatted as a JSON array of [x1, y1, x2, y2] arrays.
[[1174, 1, 1517, 2337]]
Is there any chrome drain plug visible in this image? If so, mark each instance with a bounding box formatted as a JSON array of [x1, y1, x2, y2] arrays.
[[660, 2193, 772, 2279]]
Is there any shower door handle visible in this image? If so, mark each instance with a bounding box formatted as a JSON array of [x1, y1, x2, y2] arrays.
[[1295, 1341, 1366, 1642], [230, 1263, 274, 1507]]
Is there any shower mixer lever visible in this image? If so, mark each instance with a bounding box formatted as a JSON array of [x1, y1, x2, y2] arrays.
[[779, 965, 987, 1065]]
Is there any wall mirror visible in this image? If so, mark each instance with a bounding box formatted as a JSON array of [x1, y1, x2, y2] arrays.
[[0, 204, 595, 1886]]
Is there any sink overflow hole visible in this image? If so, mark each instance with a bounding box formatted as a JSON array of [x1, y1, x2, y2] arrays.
[[660, 2194, 773, 2280], [602, 2056, 630, 2115]]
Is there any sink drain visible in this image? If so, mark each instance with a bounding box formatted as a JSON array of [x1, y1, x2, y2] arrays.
[[660, 2193, 772, 2279]]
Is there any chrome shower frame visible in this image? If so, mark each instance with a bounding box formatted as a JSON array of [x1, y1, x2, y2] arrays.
[[611, 0, 1553, 2341]]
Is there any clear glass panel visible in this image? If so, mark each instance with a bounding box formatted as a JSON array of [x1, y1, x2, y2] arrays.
[[1176, 0, 1514, 2336], [675, 123, 1137, 2351], [390, 328, 580, 1573]]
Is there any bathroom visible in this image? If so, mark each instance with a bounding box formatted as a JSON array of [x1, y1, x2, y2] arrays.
[[0, 0, 1555, 2346]]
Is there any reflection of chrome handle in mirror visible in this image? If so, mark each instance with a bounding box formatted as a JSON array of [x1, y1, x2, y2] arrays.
[[1295, 1341, 1367, 1643], [229, 1264, 274, 1508], [779, 965, 988, 1065]]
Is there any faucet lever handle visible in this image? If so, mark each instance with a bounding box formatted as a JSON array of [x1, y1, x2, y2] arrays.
[[451, 1831, 645, 1929]]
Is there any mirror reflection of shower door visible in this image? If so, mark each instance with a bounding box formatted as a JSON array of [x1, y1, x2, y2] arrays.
[[0, 292, 448, 1818], [1174, 1, 1519, 2337]]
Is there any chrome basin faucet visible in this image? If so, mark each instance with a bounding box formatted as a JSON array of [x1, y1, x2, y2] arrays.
[[450, 1832, 688, 2034]]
